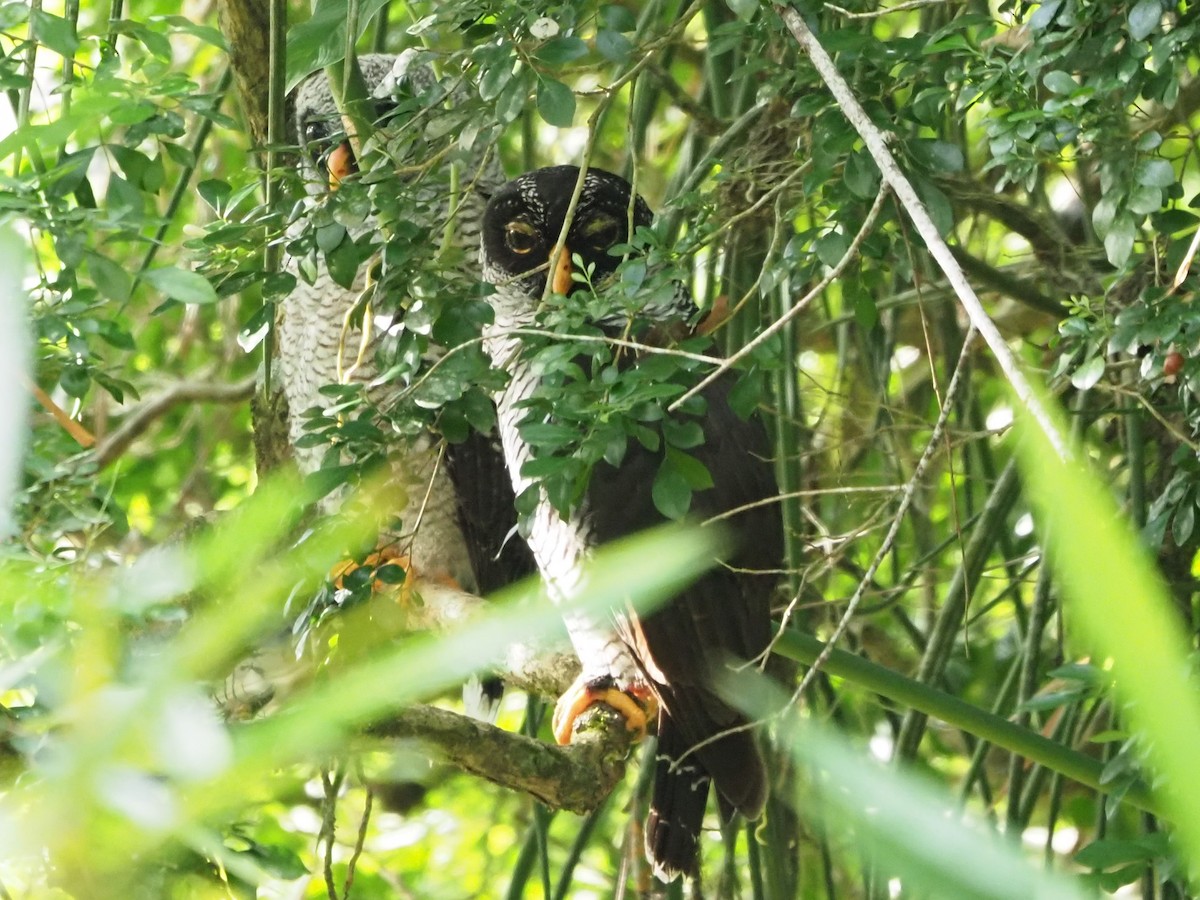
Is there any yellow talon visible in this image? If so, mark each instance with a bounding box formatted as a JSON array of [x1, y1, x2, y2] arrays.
[[552, 676, 658, 745]]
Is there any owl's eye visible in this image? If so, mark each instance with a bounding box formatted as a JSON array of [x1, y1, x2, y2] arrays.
[[581, 215, 621, 250], [302, 119, 331, 149], [505, 220, 539, 255]]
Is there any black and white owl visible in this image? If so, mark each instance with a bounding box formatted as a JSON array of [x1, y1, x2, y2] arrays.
[[252, 53, 534, 714], [478, 165, 783, 880]]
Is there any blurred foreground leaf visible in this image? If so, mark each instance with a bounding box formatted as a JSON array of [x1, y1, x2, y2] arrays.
[[1015, 383, 1200, 883], [737, 680, 1090, 900]]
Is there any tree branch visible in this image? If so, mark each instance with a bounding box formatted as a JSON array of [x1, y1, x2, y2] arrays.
[[366, 702, 634, 814], [220, 580, 580, 721], [91, 374, 257, 469], [770, 3, 1070, 459], [215, 0, 271, 147]]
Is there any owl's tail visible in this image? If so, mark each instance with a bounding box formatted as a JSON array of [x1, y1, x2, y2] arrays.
[[645, 708, 766, 881]]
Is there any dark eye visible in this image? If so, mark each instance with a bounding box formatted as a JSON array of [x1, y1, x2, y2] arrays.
[[581, 215, 622, 251], [505, 220, 539, 255], [302, 119, 331, 148]]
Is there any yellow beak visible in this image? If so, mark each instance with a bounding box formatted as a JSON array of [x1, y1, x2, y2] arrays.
[[327, 141, 357, 189], [551, 245, 574, 295]]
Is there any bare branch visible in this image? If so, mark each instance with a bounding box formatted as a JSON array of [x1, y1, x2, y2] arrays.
[[91, 374, 257, 469], [771, 4, 1071, 459]]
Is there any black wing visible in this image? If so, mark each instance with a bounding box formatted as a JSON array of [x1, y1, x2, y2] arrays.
[[444, 427, 537, 595], [585, 373, 782, 879]]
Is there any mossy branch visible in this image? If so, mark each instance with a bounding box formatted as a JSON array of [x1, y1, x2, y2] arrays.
[[366, 703, 635, 814]]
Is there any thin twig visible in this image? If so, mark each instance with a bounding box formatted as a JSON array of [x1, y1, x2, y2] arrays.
[[343, 761, 372, 899], [669, 184, 891, 412], [26, 378, 95, 447], [824, 0, 954, 19], [320, 766, 344, 900], [789, 326, 978, 703]]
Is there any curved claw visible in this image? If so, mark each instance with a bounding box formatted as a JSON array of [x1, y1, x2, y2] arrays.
[[552, 675, 658, 745]]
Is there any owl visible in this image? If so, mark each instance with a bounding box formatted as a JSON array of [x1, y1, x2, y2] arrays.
[[254, 52, 533, 713], [478, 165, 783, 879]]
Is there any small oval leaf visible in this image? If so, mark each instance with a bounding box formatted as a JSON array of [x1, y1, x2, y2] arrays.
[[143, 266, 218, 305], [536, 78, 576, 127]]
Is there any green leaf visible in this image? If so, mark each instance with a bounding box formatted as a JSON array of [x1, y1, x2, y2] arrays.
[[662, 418, 705, 450], [1076, 838, 1155, 869], [1128, 0, 1161, 41], [1172, 501, 1194, 546], [912, 139, 964, 173], [518, 421, 580, 448], [30, 9, 79, 58], [85, 252, 133, 304], [854, 291, 879, 332], [59, 362, 90, 399], [536, 78, 576, 127], [0, 3, 29, 29], [915, 179, 954, 236], [652, 461, 692, 520], [1091, 194, 1119, 237], [154, 15, 228, 49], [537, 36, 588, 66], [1042, 70, 1077, 94], [479, 54, 515, 102], [520, 455, 574, 479], [1136, 158, 1175, 188], [1070, 355, 1105, 391], [1126, 184, 1162, 215], [197, 179, 231, 214], [596, 29, 633, 63], [814, 232, 849, 268], [284, 0, 391, 91], [844, 150, 880, 198], [726, 0, 758, 19], [143, 267, 218, 305], [600, 4, 637, 31], [1103, 214, 1136, 268], [666, 447, 713, 491]]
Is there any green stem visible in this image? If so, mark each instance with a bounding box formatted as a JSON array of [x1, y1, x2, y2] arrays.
[[134, 67, 233, 288], [957, 650, 1021, 812], [1005, 562, 1054, 836], [894, 459, 1022, 761], [550, 793, 612, 900], [773, 629, 1156, 814]]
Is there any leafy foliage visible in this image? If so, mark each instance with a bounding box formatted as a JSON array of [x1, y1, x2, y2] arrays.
[[7, 0, 1200, 897]]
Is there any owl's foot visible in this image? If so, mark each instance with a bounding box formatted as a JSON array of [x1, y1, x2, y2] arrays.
[[331, 546, 412, 594], [331, 546, 465, 603], [552, 674, 657, 746]]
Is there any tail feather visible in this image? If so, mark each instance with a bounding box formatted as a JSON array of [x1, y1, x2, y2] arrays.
[[646, 716, 711, 881], [645, 703, 768, 881]]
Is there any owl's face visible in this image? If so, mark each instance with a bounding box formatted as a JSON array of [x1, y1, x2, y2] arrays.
[[480, 166, 653, 306], [293, 51, 435, 192]]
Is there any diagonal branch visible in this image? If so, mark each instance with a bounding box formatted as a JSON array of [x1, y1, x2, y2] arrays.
[[770, 3, 1070, 460], [91, 374, 257, 469]]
